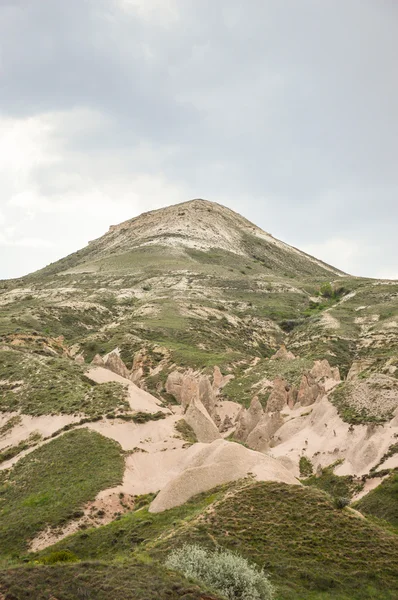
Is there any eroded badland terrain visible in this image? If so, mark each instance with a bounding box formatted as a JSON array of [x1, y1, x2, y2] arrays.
[[0, 199, 397, 599]]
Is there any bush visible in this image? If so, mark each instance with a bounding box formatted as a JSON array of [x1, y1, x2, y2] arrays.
[[299, 456, 314, 478], [334, 497, 350, 509], [165, 544, 275, 600], [38, 550, 78, 565]]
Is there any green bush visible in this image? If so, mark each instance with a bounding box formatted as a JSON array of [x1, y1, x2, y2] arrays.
[[165, 543, 275, 600], [299, 456, 313, 477], [334, 497, 350, 509], [38, 550, 78, 564]]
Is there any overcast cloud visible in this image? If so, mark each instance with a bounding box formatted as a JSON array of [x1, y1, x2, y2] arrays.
[[0, 0, 397, 279]]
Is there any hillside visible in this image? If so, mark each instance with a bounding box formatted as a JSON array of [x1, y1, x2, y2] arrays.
[[0, 199, 397, 599]]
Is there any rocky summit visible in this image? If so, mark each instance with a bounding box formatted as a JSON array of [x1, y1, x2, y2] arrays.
[[0, 199, 397, 600]]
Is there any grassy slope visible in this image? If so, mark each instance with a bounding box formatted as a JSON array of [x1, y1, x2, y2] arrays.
[[31, 481, 398, 600], [0, 560, 222, 600], [354, 472, 398, 530], [0, 429, 124, 557], [0, 348, 128, 416], [151, 482, 398, 600]]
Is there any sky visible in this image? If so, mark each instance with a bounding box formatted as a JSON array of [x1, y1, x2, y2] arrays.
[[0, 0, 397, 280]]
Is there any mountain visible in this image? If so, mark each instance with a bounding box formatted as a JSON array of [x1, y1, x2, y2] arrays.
[[0, 199, 397, 599]]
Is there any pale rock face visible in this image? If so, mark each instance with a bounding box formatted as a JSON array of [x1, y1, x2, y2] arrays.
[[310, 359, 340, 382], [234, 396, 263, 442], [165, 371, 184, 402], [149, 438, 299, 513], [297, 373, 324, 407], [270, 345, 296, 361], [198, 375, 216, 416], [184, 397, 221, 443], [181, 375, 200, 410], [212, 365, 234, 392], [74, 354, 85, 365], [219, 414, 233, 433], [130, 348, 147, 383], [267, 378, 289, 412], [246, 411, 284, 452], [91, 354, 105, 367], [104, 351, 130, 379], [346, 359, 374, 382]]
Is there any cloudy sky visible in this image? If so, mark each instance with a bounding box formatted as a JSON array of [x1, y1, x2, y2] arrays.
[[0, 0, 397, 280]]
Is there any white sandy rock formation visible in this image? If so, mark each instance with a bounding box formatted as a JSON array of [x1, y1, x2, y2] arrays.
[[271, 345, 296, 361], [246, 411, 284, 453], [103, 350, 130, 379], [149, 438, 299, 513], [234, 396, 263, 442], [185, 397, 221, 443]]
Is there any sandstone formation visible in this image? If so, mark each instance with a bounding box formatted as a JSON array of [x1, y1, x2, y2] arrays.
[[165, 371, 184, 401], [103, 350, 130, 379], [212, 365, 234, 392], [91, 354, 105, 367], [234, 396, 263, 442], [267, 378, 290, 412], [246, 411, 284, 452], [297, 373, 324, 407], [184, 397, 221, 443], [149, 438, 299, 513], [271, 345, 296, 361]]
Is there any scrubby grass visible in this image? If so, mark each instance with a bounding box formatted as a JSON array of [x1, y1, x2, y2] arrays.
[[302, 465, 362, 501], [330, 382, 389, 424], [35, 486, 229, 562], [175, 419, 198, 444], [0, 432, 42, 465], [0, 349, 128, 417], [0, 429, 124, 557], [152, 482, 398, 600], [355, 472, 398, 530], [0, 559, 222, 600]]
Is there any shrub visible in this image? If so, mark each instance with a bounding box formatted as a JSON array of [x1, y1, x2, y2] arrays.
[[165, 543, 275, 600], [299, 456, 314, 478], [39, 550, 78, 565], [334, 497, 350, 509]]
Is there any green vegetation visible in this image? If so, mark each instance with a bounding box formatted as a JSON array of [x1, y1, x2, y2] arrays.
[[152, 482, 398, 600], [175, 419, 198, 445], [330, 382, 390, 424], [299, 456, 313, 477], [355, 472, 398, 530], [302, 465, 362, 501], [0, 429, 124, 557], [35, 486, 229, 562], [0, 416, 22, 438], [0, 559, 221, 600], [0, 349, 128, 417], [166, 544, 275, 600], [0, 432, 42, 465]]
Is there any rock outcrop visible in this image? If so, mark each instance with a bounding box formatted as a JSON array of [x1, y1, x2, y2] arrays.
[[234, 396, 263, 442], [198, 376, 216, 416], [91, 354, 105, 367], [267, 378, 290, 412], [184, 397, 221, 443], [271, 345, 296, 361], [103, 350, 130, 379], [297, 373, 324, 407], [310, 359, 340, 383], [246, 411, 284, 452], [165, 371, 184, 401], [149, 438, 299, 513], [212, 365, 234, 392]]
